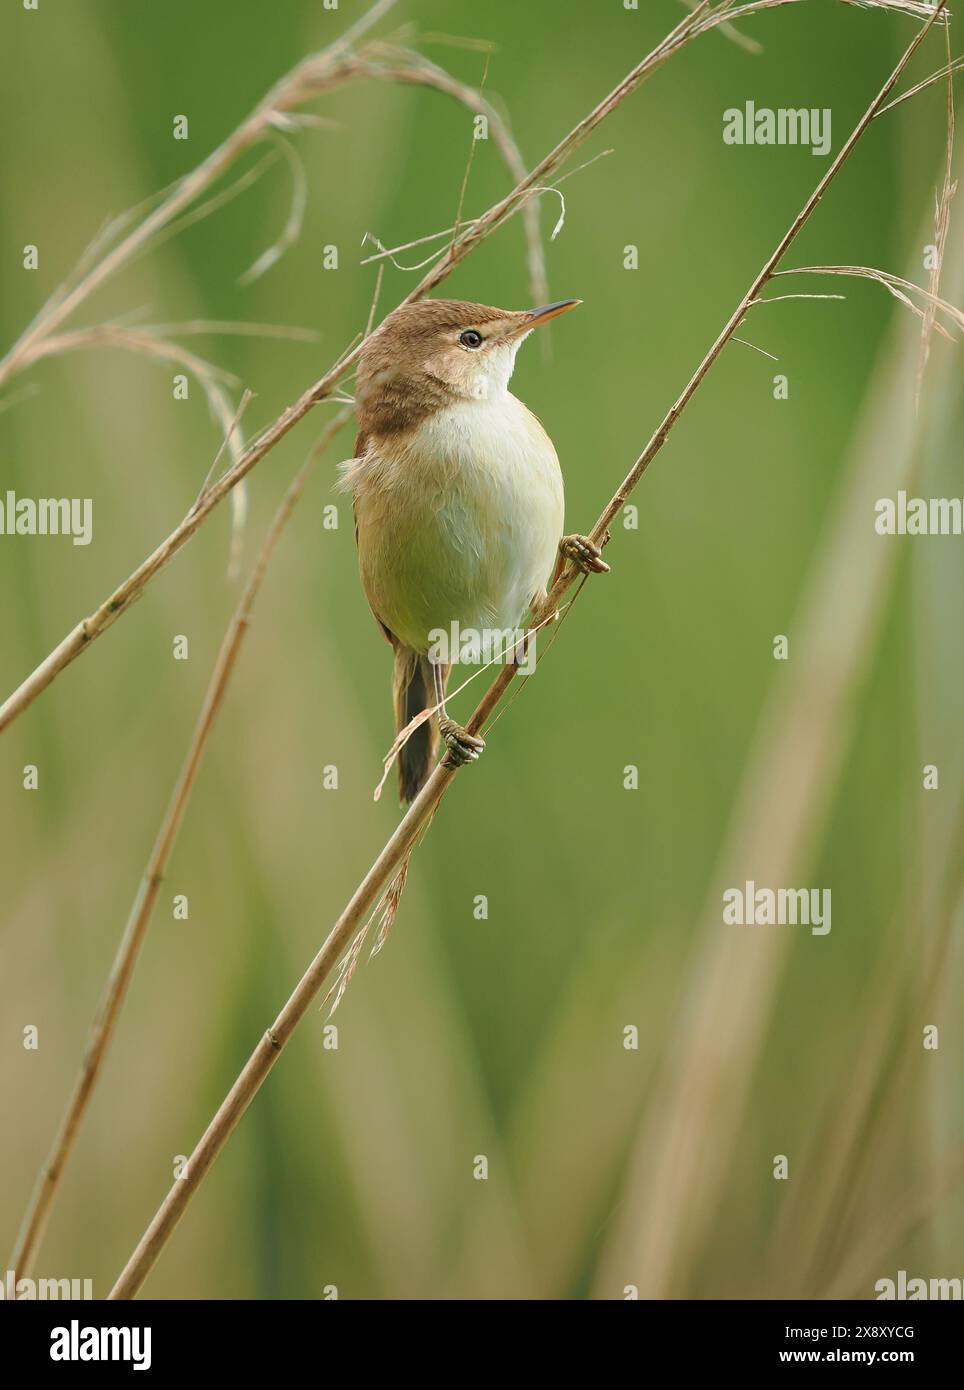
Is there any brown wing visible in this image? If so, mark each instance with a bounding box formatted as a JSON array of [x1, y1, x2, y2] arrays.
[[352, 428, 394, 646]]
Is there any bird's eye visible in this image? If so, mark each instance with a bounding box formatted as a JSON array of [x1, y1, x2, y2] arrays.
[[459, 329, 483, 349]]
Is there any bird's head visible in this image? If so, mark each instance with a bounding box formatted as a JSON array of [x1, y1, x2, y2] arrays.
[[354, 297, 580, 436]]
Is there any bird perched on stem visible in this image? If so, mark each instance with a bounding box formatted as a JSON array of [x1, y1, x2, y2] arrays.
[[341, 296, 608, 804]]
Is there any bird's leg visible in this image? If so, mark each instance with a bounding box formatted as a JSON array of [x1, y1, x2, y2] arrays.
[[555, 533, 610, 582], [509, 628, 534, 669], [432, 660, 485, 768]]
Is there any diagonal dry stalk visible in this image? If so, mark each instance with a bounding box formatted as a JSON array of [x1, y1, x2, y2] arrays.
[[2, 0, 923, 736], [104, 0, 950, 1300], [7, 408, 353, 1284]]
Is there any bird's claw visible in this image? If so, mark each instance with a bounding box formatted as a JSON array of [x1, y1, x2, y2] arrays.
[[439, 716, 485, 768], [560, 533, 610, 575]]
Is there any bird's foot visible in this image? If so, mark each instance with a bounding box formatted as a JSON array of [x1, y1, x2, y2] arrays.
[[559, 533, 610, 575], [439, 715, 485, 768]]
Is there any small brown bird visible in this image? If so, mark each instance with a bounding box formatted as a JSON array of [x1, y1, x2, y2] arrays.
[[341, 297, 607, 803]]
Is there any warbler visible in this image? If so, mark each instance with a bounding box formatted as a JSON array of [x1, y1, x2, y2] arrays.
[[341, 297, 607, 803]]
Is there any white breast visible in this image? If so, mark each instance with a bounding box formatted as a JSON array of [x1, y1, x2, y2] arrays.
[[418, 394, 564, 628], [352, 393, 565, 655]]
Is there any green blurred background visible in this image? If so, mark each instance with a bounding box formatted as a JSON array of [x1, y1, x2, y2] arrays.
[[1, 0, 961, 1299]]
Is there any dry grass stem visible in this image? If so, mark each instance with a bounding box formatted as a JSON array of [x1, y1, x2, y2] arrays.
[[192, 390, 254, 513], [917, 24, 958, 403], [772, 265, 963, 337], [878, 55, 964, 117]]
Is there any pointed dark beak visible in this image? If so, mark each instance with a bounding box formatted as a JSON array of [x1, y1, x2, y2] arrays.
[[524, 298, 582, 329]]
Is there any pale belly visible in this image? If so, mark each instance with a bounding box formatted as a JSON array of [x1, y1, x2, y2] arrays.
[[354, 396, 565, 657]]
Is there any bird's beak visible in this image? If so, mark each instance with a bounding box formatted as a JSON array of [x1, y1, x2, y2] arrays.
[[522, 298, 582, 331]]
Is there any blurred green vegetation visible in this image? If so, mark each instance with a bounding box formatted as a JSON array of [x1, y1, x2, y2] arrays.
[[0, 0, 960, 1299]]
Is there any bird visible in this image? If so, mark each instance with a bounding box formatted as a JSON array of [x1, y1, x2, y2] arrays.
[[340, 296, 608, 804]]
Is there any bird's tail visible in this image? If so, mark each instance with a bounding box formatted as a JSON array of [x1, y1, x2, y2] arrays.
[[393, 645, 441, 804]]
